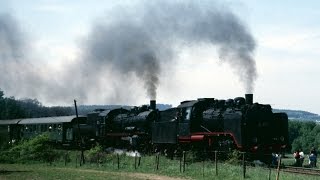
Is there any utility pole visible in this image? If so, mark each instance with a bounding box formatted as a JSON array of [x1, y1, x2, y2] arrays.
[[74, 100, 85, 165]]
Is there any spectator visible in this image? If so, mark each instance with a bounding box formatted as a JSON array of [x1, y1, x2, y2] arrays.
[[310, 147, 317, 167], [299, 149, 305, 167], [294, 149, 300, 166], [271, 153, 279, 166], [309, 153, 317, 167]]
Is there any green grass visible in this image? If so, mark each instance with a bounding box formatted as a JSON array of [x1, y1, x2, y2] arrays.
[[0, 151, 319, 180], [0, 164, 145, 180]]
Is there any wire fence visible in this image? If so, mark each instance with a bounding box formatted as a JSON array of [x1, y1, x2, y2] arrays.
[[0, 149, 319, 179]]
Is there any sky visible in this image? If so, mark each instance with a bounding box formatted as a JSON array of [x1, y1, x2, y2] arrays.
[[0, 0, 319, 114]]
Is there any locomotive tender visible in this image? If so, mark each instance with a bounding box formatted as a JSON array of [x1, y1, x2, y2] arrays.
[[0, 94, 288, 160]]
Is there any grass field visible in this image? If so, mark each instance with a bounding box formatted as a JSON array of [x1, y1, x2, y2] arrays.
[[0, 163, 185, 180], [0, 152, 319, 180]]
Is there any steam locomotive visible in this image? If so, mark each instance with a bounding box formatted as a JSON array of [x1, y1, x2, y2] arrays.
[[152, 94, 288, 160], [0, 94, 288, 161]]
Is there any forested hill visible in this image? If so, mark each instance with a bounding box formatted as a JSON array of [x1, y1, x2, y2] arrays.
[[273, 109, 320, 121], [1, 89, 173, 119]]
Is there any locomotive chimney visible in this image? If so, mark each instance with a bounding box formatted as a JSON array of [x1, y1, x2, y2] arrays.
[[245, 94, 253, 105], [150, 100, 156, 110]]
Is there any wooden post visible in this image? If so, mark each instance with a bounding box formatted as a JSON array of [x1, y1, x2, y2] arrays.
[[75, 154, 78, 168], [117, 154, 120, 169], [242, 152, 246, 179], [138, 156, 141, 167], [64, 151, 68, 166], [202, 158, 205, 177], [180, 155, 182, 172], [276, 155, 282, 180], [135, 153, 137, 169], [268, 167, 272, 180], [154, 153, 156, 171], [183, 151, 186, 172], [74, 100, 85, 166], [215, 151, 218, 176], [156, 152, 160, 170], [81, 146, 85, 165], [97, 152, 100, 166]]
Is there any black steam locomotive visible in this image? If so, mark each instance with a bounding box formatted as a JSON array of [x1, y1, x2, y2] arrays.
[[0, 94, 288, 161], [152, 94, 288, 159]]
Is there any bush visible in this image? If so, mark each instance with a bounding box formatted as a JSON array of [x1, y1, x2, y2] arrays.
[[226, 150, 242, 165], [86, 144, 106, 164], [4, 133, 60, 163]]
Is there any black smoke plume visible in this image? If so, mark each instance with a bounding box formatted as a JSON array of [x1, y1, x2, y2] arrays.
[[0, 1, 257, 104], [82, 1, 257, 100]]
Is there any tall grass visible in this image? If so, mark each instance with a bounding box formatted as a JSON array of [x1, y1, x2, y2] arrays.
[[47, 150, 319, 180], [1, 141, 319, 180]]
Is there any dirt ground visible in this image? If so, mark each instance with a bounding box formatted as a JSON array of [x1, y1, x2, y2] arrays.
[[60, 168, 189, 180]]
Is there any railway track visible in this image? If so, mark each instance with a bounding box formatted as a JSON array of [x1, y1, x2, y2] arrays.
[[282, 166, 320, 176]]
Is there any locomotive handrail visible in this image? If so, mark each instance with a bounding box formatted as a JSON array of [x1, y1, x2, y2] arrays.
[[200, 125, 212, 133]]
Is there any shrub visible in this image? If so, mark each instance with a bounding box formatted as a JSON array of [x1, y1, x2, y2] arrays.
[[86, 144, 106, 164], [226, 150, 242, 165], [6, 133, 60, 163]]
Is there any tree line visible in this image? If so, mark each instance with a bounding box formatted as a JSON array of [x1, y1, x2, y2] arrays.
[[0, 89, 72, 120], [289, 120, 320, 153]]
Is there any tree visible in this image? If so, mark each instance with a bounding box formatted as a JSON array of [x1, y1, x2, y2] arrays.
[[289, 120, 320, 153]]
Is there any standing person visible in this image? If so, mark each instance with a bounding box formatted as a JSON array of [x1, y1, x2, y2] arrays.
[[299, 149, 305, 167], [310, 147, 317, 167], [294, 149, 300, 166]]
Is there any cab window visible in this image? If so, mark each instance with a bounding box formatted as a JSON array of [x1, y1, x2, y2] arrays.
[[180, 107, 192, 121]]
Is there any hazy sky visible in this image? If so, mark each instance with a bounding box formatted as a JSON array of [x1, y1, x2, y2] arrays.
[[1, 0, 319, 114]]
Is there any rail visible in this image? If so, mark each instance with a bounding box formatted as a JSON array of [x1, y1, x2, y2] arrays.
[[282, 166, 320, 176]]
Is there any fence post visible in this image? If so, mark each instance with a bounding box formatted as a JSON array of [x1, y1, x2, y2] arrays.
[[276, 155, 282, 180], [242, 152, 246, 179], [156, 152, 160, 170], [138, 156, 141, 167], [215, 151, 218, 176], [202, 158, 205, 177], [76, 154, 78, 168], [180, 155, 182, 172], [97, 152, 100, 166], [80, 149, 85, 165], [117, 154, 120, 169], [64, 151, 68, 166], [135, 153, 137, 170], [183, 151, 186, 173], [268, 166, 272, 180]]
